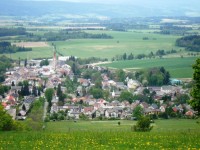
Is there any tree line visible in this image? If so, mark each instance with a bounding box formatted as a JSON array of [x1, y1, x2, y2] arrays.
[[176, 35, 200, 52], [0, 55, 12, 82], [112, 49, 177, 61], [0, 27, 27, 36], [0, 41, 32, 54], [25, 30, 113, 42], [159, 24, 192, 35]]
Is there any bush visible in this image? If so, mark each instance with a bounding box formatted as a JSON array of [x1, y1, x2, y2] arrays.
[[118, 121, 121, 126], [132, 116, 153, 132], [44, 116, 50, 122]]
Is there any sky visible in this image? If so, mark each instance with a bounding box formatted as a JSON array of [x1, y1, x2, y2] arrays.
[[16, 0, 200, 5], [1, 0, 200, 17]]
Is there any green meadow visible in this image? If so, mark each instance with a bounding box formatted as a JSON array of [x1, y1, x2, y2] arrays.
[[101, 57, 198, 78], [2, 47, 54, 60], [54, 30, 181, 59], [0, 30, 181, 60], [44, 119, 199, 132], [0, 119, 200, 149]]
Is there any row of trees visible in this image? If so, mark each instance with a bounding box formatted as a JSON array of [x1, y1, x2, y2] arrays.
[[26, 30, 113, 42], [0, 27, 27, 36], [159, 25, 192, 35], [112, 49, 177, 61]]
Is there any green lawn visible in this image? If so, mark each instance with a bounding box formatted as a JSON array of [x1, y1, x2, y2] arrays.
[[101, 57, 197, 78], [0, 119, 200, 149]]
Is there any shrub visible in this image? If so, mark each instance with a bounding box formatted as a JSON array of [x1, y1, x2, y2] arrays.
[[132, 116, 153, 132]]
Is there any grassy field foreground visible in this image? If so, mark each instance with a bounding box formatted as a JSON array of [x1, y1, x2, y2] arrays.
[[0, 120, 200, 149]]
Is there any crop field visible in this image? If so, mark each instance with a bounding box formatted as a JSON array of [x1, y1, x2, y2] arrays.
[[101, 57, 198, 78], [54, 30, 181, 59], [13, 42, 50, 48], [0, 119, 200, 149]]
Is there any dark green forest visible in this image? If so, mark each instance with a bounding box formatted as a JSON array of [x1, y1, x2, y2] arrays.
[[176, 35, 200, 52]]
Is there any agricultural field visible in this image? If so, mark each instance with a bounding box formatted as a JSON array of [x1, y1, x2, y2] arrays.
[[54, 30, 181, 59], [101, 57, 198, 78], [3, 47, 54, 60], [13, 42, 50, 48], [0, 119, 200, 149], [0, 29, 181, 60]]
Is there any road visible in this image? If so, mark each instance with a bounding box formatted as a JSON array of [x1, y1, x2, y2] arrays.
[[43, 99, 48, 121]]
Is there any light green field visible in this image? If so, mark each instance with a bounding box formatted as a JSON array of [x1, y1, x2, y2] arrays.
[[45, 119, 199, 133], [54, 30, 181, 59], [0, 119, 200, 149], [101, 57, 198, 78], [2, 47, 53, 60]]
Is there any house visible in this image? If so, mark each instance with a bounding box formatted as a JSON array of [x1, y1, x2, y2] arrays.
[[127, 79, 140, 90], [51, 96, 59, 104], [185, 110, 195, 117], [22, 97, 35, 111], [170, 78, 182, 85], [161, 86, 174, 94], [7, 108, 16, 120], [144, 108, 161, 115], [10, 86, 22, 94], [78, 78, 90, 87], [111, 90, 121, 98], [68, 112, 81, 119], [105, 107, 123, 118], [83, 106, 95, 118], [115, 82, 127, 90], [140, 102, 149, 109], [148, 103, 158, 110], [95, 108, 105, 118], [160, 104, 167, 112], [6, 95, 16, 106]]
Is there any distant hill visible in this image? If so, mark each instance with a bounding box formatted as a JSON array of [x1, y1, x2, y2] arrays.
[[0, 0, 200, 18]]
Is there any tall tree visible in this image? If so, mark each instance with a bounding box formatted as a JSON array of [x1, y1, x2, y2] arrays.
[[57, 84, 62, 97], [119, 91, 134, 103], [133, 106, 143, 119], [190, 58, 200, 116], [18, 57, 21, 66], [45, 88, 54, 108], [24, 58, 27, 67], [116, 69, 126, 82]]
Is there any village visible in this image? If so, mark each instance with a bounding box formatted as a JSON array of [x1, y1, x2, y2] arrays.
[[0, 52, 195, 121]]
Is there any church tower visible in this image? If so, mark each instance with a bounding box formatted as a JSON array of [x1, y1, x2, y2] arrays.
[[53, 50, 57, 70]]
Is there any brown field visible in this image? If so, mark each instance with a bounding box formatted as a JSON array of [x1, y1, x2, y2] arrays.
[[12, 42, 50, 48]]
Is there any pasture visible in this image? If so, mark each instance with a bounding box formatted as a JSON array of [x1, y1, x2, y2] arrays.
[[54, 30, 181, 59], [0, 30, 181, 60], [0, 119, 200, 149], [101, 57, 197, 78], [3, 47, 54, 60]]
